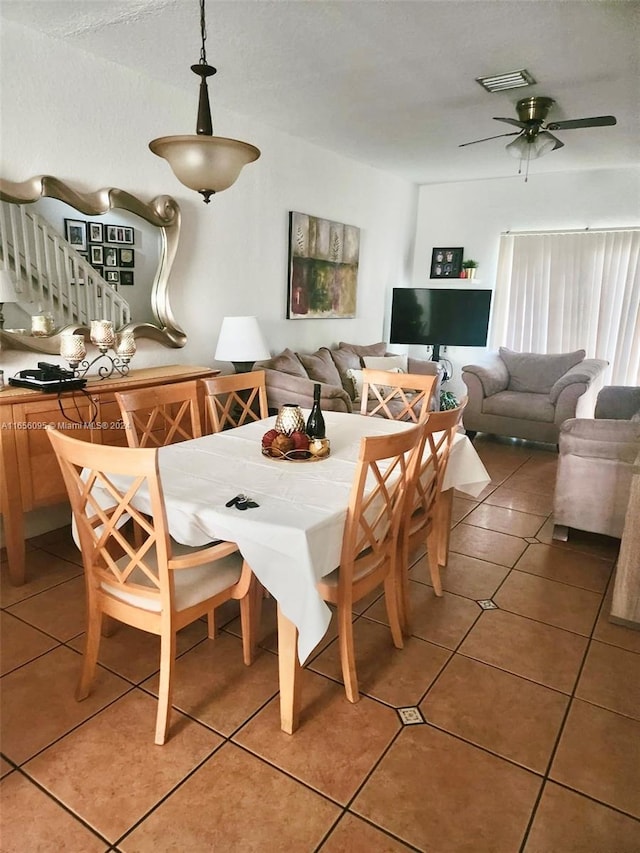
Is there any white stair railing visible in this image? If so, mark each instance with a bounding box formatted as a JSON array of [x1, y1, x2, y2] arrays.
[[0, 201, 131, 328]]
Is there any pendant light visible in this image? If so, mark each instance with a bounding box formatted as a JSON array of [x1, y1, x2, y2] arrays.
[[149, 0, 260, 203]]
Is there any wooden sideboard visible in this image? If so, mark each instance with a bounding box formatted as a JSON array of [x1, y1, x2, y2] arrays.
[[0, 364, 216, 585]]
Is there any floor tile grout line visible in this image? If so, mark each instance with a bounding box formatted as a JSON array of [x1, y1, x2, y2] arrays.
[[12, 762, 114, 848], [110, 740, 227, 849], [9, 682, 139, 770]]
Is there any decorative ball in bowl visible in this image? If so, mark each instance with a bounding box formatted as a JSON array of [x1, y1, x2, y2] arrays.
[[261, 427, 330, 461]]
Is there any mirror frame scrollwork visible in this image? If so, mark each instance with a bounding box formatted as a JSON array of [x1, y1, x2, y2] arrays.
[[0, 175, 186, 352]]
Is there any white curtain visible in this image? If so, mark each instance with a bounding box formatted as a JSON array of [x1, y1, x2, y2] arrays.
[[491, 229, 640, 385]]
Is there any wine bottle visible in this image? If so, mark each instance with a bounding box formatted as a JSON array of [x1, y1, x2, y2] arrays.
[[306, 383, 326, 439]]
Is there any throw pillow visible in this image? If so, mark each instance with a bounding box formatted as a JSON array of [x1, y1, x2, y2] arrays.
[[297, 347, 343, 387], [329, 347, 362, 399], [363, 354, 408, 373], [266, 348, 308, 378], [499, 347, 585, 394], [338, 341, 387, 361]]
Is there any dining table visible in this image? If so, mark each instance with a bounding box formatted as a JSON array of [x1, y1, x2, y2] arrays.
[[128, 410, 491, 733]]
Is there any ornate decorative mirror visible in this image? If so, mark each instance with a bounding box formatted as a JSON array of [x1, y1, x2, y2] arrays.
[[0, 175, 185, 353]]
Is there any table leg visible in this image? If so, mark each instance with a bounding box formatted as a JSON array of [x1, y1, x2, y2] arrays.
[[276, 604, 301, 734], [437, 488, 454, 567]]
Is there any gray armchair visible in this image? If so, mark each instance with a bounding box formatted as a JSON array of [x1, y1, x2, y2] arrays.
[[553, 386, 640, 540], [462, 347, 608, 443]]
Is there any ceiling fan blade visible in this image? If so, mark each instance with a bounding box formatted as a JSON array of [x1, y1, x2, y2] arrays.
[[459, 131, 521, 148], [547, 132, 565, 151], [547, 115, 617, 130], [493, 117, 527, 128]]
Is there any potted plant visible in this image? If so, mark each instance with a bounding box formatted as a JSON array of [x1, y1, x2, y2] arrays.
[[462, 259, 478, 280]]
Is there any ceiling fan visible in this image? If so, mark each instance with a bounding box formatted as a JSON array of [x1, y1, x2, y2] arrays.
[[460, 96, 617, 178]]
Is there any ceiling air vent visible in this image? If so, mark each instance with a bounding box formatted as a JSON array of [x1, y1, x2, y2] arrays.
[[476, 70, 536, 93]]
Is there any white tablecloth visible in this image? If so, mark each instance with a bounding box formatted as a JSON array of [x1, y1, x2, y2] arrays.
[[147, 412, 490, 663]]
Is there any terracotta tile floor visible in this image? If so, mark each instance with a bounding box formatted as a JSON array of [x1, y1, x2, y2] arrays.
[[1, 435, 639, 852]]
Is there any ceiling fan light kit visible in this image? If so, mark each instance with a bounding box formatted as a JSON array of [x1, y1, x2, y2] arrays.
[[149, 0, 260, 203], [460, 94, 617, 181]]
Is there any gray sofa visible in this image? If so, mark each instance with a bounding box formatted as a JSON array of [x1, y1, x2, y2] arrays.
[[255, 341, 444, 416], [553, 386, 640, 540], [462, 347, 608, 443]]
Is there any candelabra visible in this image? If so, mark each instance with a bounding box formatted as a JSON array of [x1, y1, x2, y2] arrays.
[[60, 322, 136, 379]]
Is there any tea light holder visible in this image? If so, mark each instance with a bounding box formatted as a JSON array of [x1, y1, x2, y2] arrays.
[[61, 321, 136, 379]]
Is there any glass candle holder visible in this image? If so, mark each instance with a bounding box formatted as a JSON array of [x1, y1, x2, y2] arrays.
[[274, 404, 306, 435], [90, 320, 115, 348], [60, 333, 87, 363], [114, 332, 136, 358]]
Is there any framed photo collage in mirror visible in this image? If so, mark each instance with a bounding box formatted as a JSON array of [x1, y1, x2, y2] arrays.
[[68, 218, 136, 288]]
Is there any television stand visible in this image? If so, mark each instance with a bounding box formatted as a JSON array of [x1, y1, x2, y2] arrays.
[[429, 344, 451, 381]]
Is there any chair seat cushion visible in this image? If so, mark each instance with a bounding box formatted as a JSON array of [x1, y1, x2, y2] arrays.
[[483, 391, 555, 423], [101, 541, 243, 613]]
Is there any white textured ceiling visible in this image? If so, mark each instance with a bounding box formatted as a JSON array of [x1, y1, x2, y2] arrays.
[[2, 0, 639, 184]]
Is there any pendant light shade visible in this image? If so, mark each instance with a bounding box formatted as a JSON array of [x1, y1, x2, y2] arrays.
[[149, 0, 260, 203], [149, 135, 260, 197], [506, 131, 557, 161]]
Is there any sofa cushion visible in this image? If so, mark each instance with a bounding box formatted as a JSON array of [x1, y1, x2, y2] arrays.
[[363, 354, 409, 373], [483, 390, 555, 423], [329, 347, 362, 398], [297, 347, 342, 387], [338, 341, 387, 361], [260, 348, 308, 379], [499, 347, 585, 394]]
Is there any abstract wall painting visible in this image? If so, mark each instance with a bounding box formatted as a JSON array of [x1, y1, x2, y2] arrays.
[[287, 211, 360, 319]]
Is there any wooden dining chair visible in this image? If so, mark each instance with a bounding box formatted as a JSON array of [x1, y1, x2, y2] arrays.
[[316, 423, 425, 703], [46, 426, 260, 745], [115, 380, 203, 448], [201, 370, 269, 432], [360, 369, 437, 423], [398, 398, 468, 633]]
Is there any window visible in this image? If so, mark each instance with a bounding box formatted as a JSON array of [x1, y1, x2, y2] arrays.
[[490, 229, 640, 385]]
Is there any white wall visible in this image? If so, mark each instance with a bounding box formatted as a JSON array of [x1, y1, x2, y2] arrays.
[[410, 167, 640, 396], [0, 20, 418, 378], [0, 20, 417, 538]]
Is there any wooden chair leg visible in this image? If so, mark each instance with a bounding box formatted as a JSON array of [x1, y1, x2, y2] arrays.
[[207, 610, 216, 640], [76, 608, 103, 701], [396, 539, 411, 637], [426, 528, 443, 597], [240, 575, 262, 666], [338, 604, 359, 703], [383, 573, 405, 650], [155, 629, 177, 745]]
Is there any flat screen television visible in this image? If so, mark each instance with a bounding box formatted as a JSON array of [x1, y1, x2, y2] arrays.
[[389, 287, 492, 360]]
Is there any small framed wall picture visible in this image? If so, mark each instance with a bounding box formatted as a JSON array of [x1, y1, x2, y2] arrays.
[[430, 247, 463, 278], [90, 244, 104, 265], [105, 224, 134, 244], [64, 218, 87, 251], [119, 248, 134, 267], [104, 246, 118, 267], [120, 270, 134, 286], [88, 222, 104, 243], [105, 269, 120, 283]]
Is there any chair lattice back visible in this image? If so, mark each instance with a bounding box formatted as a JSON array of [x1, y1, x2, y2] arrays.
[[115, 381, 202, 448], [361, 369, 437, 423], [409, 400, 468, 529], [395, 399, 468, 617], [201, 371, 269, 432], [46, 427, 172, 607], [340, 425, 425, 588]]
